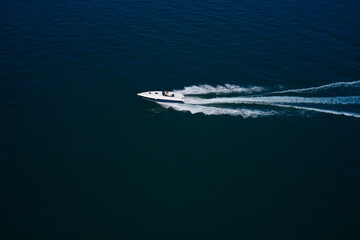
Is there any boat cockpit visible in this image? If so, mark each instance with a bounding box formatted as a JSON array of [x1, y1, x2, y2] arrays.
[[162, 91, 174, 97]]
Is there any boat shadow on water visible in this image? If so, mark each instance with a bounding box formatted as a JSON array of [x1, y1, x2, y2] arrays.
[[139, 101, 168, 115]]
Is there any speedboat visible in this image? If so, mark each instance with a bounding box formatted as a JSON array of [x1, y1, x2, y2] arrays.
[[137, 91, 185, 103]]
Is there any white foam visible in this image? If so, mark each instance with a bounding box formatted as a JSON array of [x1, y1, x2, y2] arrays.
[[177, 80, 360, 96], [270, 80, 360, 95], [176, 84, 265, 95], [160, 103, 275, 118], [186, 96, 360, 105], [268, 103, 360, 118], [165, 81, 360, 119]]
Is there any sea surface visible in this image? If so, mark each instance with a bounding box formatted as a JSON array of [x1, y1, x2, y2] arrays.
[[1, 0, 360, 239]]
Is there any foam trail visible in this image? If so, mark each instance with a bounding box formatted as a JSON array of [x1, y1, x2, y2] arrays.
[[177, 80, 360, 96], [269, 80, 360, 95], [186, 96, 360, 105], [268, 103, 360, 118], [176, 84, 265, 95], [166, 81, 360, 118], [160, 103, 276, 118]]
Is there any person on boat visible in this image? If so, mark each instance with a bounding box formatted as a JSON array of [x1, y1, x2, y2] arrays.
[[162, 91, 174, 97]]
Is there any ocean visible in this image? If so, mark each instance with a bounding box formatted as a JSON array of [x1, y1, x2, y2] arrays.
[[1, 0, 360, 239]]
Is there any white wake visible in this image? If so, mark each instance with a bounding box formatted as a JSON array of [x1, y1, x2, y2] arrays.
[[161, 81, 360, 118], [160, 103, 276, 118], [269, 80, 360, 95], [185, 96, 360, 105], [175, 84, 265, 95]]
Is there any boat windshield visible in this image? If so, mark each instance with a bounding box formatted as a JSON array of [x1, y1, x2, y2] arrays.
[[162, 91, 173, 97]]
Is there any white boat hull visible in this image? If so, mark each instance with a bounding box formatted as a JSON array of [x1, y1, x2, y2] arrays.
[[137, 91, 185, 103]]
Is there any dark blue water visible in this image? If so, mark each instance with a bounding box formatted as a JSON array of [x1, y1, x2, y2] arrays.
[[1, 0, 360, 239]]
